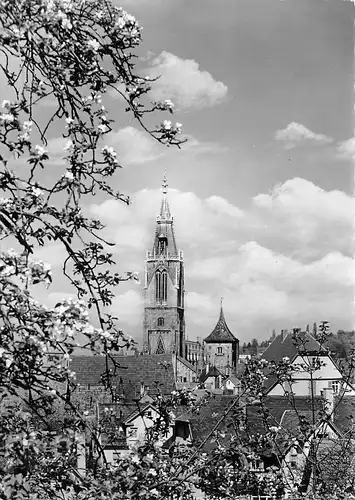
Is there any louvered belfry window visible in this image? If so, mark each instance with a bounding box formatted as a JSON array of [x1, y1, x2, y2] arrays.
[[155, 270, 167, 302]]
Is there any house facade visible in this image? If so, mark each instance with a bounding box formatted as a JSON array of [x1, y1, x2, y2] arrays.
[[262, 330, 355, 397]]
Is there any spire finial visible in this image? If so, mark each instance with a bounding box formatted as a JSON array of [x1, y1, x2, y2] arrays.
[[220, 297, 224, 309], [162, 170, 168, 195]]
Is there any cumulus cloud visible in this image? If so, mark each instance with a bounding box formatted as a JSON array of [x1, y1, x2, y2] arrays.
[[107, 127, 164, 165], [90, 188, 245, 255], [252, 177, 354, 257], [336, 137, 355, 160], [187, 242, 354, 335], [110, 289, 143, 327], [104, 127, 227, 166], [275, 122, 333, 148], [88, 178, 354, 341], [146, 51, 228, 109]]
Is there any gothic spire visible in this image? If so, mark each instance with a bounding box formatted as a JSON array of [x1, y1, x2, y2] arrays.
[[152, 171, 177, 256], [158, 170, 172, 221]]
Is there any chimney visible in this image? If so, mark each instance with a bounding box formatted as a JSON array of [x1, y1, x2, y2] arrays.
[[321, 388, 334, 421]]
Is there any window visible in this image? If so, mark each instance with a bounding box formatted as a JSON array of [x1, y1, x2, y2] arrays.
[[217, 347, 223, 355], [155, 270, 167, 302], [157, 317, 164, 327], [158, 236, 167, 254], [331, 380, 340, 394], [129, 427, 138, 438]]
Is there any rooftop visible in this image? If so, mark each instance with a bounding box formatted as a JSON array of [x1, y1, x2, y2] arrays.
[[204, 303, 238, 344], [175, 395, 238, 451], [262, 330, 324, 364], [70, 353, 176, 401]]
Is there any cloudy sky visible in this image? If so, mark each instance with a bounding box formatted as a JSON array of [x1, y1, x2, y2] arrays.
[[29, 0, 355, 344]]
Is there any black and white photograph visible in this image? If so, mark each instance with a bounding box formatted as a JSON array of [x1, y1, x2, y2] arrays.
[[0, 0, 354, 498]]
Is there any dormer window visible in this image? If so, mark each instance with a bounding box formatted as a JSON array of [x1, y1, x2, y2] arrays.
[[157, 317, 164, 327]]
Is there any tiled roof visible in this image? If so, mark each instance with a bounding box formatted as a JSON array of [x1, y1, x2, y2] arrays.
[[175, 395, 238, 451], [246, 396, 325, 437], [262, 331, 324, 364], [70, 354, 175, 400], [204, 306, 238, 344], [199, 366, 223, 383], [225, 375, 240, 387]]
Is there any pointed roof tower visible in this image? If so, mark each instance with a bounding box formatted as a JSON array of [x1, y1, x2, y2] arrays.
[[159, 170, 172, 221], [152, 171, 178, 256], [204, 299, 238, 343]]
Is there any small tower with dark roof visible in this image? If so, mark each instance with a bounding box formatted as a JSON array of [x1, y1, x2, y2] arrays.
[[143, 173, 185, 357], [204, 299, 239, 375]]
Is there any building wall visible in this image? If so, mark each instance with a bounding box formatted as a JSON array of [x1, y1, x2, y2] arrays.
[[205, 342, 236, 375], [175, 358, 197, 385], [224, 379, 240, 395], [103, 407, 173, 464], [143, 256, 185, 356], [268, 355, 355, 396]]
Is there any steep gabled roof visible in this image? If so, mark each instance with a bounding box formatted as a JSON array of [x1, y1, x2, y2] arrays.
[[204, 304, 238, 344], [70, 354, 175, 399], [199, 366, 223, 383], [224, 374, 240, 387], [262, 330, 324, 364], [175, 395, 237, 451]]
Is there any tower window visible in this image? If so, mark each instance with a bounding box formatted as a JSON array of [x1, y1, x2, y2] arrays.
[[158, 235, 167, 255], [157, 317, 164, 327], [217, 347, 223, 354], [155, 270, 167, 302]]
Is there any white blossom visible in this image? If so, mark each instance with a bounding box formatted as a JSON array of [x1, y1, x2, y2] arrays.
[[0, 113, 15, 123], [117, 17, 126, 29], [97, 124, 108, 133], [162, 120, 172, 130], [5, 357, 13, 368], [32, 187, 44, 197], [64, 139, 74, 151], [64, 171, 74, 181], [1, 100, 11, 109], [23, 120, 33, 131], [124, 13, 136, 24], [65, 117, 74, 125], [87, 39, 100, 52], [34, 145, 48, 156], [102, 145, 117, 159], [164, 99, 174, 109]]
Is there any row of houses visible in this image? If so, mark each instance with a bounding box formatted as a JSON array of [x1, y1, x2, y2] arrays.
[[9, 328, 354, 497]]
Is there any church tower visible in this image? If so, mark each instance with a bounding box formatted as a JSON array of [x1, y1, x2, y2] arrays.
[[143, 174, 185, 357]]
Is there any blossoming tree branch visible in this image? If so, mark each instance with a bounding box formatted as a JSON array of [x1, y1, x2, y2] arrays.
[[0, 1, 353, 500]]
